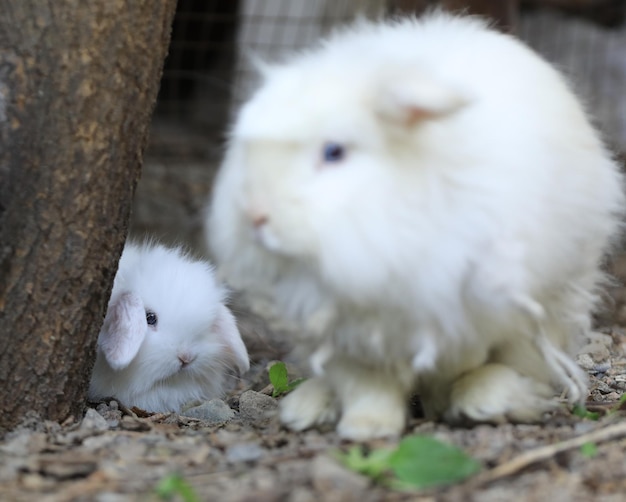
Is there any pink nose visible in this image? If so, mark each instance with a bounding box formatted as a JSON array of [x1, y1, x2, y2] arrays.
[[252, 214, 268, 228], [178, 353, 196, 367]]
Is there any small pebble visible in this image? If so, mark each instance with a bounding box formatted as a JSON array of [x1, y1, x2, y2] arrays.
[[579, 341, 611, 362], [238, 391, 278, 426], [586, 331, 613, 346], [591, 361, 612, 374], [225, 442, 265, 463], [182, 399, 235, 423], [576, 354, 595, 371], [96, 401, 122, 428], [80, 408, 110, 431]]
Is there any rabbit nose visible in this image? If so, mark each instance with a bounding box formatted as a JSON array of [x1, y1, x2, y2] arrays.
[[244, 200, 269, 228], [252, 214, 268, 228], [178, 353, 196, 367]]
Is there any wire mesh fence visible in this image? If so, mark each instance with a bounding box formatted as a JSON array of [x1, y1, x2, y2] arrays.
[[519, 7, 626, 153], [133, 0, 626, 255], [151, 1, 626, 156]]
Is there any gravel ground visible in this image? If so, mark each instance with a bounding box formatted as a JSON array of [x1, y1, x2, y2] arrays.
[[1, 313, 626, 502]]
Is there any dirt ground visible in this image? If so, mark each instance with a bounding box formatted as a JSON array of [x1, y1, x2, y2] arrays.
[[2, 290, 626, 502]]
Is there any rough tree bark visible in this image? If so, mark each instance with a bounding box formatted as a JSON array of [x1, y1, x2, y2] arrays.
[[0, 0, 177, 434]]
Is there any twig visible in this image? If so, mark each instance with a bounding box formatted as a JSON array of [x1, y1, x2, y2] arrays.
[[471, 420, 626, 486]]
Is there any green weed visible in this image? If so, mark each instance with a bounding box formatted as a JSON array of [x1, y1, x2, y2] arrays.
[[337, 434, 481, 490], [268, 361, 305, 397], [156, 474, 199, 502]]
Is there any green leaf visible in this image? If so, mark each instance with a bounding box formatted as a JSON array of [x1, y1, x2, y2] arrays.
[[284, 377, 306, 393], [572, 404, 600, 421], [580, 442, 598, 458], [269, 362, 289, 395], [336, 435, 480, 491], [387, 435, 482, 490], [269, 362, 306, 397], [156, 474, 199, 502], [335, 445, 393, 481]]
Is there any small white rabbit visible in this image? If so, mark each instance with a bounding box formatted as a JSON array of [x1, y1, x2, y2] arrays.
[[89, 241, 250, 413], [207, 12, 625, 440]]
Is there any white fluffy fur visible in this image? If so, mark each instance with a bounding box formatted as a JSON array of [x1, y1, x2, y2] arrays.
[[89, 242, 250, 412], [207, 13, 625, 439]]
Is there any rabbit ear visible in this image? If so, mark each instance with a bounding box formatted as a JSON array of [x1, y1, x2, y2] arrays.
[[213, 303, 250, 375], [98, 292, 147, 371], [377, 77, 471, 127]]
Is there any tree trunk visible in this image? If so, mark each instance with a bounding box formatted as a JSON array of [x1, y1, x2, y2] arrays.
[[0, 0, 177, 434]]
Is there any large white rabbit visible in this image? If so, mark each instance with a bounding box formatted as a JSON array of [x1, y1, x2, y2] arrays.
[[89, 242, 250, 412], [207, 12, 625, 440]]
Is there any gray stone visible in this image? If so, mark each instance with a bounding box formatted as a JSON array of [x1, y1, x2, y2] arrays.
[[579, 341, 611, 362], [80, 408, 110, 431], [587, 331, 613, 347], [238, 390, 278, 426], [96, 400, 122, 428], [181, 399, 236, 423], [95, 493, 136, 502], [576, 353, 595, 371], [225, 442, 265, 463]]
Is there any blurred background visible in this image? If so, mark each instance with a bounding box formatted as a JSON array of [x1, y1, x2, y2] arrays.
[[131, 0, 626, 253], [128, 0, 626, 353]]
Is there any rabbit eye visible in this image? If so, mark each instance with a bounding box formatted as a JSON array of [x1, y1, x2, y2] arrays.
[[322, 142, 345, 163], [146, 311, 157, 326]]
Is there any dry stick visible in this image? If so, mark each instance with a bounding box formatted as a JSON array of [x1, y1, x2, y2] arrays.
[[472, 420, 626, 486]]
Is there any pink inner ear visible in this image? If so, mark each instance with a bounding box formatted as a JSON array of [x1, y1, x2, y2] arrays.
[[378, 78, 470, 127], [404, 106, 437, 126], [213, 303, 250, 375], [98, 292, 147, 370]]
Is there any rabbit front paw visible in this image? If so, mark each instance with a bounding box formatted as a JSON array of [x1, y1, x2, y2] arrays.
[[279, 378, 338, 431], [444, 363, 556, 424], [337, 398, 406, 441]]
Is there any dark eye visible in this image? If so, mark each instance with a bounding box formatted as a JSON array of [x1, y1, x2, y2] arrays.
[[322, 142, 346, 163], [146, 311, 157, 326]]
